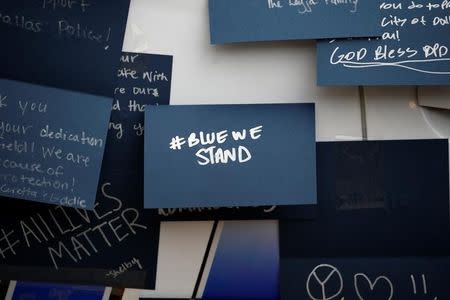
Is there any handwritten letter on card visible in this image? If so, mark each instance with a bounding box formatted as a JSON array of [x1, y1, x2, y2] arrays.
[[317, 0, 450, 85], [144, 104, 317, 209], [0, 79, 111, 209], [209, 0, 381, 44], [0, 0, 131, 96]]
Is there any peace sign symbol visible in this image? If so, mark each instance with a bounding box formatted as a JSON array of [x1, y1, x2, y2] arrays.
[[306, 264, 344, 300]]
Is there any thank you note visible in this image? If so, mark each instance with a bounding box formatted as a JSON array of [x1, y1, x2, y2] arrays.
[[0, 79, 111, 209], [144, 104, 317, 209]]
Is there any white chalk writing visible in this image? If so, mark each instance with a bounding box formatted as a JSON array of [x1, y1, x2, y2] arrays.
[[169, 126, 263, 166]]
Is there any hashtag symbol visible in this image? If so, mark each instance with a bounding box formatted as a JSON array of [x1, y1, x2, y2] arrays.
[[0, 229, 20, 259], [169, 136, 186, 150]]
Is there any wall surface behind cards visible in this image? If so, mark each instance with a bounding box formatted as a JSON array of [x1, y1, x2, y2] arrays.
[[125, 0, 449, 299]]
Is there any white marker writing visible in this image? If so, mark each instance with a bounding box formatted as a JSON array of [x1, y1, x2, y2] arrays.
[[0, 95, 7, 109]]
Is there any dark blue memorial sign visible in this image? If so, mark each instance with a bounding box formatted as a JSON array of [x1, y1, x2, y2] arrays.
[[144, 104, 317, 209], [279, 140, 450, 300], [0, 79, 111, 209], [0, 0, 130, 96], [209, 0, 381, 44], [281, 257, 450, 300], [0, 53, 172, 288], [317, 0, 450, 85]]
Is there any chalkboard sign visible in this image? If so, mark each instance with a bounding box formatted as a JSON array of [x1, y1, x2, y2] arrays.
[[280, 140, 450, 258], [0, 52, 172, 288], [0, 79, 111, 209], [209, 0, 381, 44], [144, 104, 317, 209], [281, 257, 450, 300], [0, 0, 130, 96], [317, 0, 450, 85]]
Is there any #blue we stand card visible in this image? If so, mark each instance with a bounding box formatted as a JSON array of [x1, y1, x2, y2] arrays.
[[144, 103, 317, 209]]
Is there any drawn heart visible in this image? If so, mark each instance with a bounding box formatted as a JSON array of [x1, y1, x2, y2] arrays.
[[354, 273, 393, 300]]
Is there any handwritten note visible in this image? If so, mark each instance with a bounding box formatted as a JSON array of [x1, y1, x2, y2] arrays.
[[144, 104, 316, 209], [281, 257, 450, 300], [0, 0, 130, 96], [12, 282, 105, 300], [317, 0, 450, 85], [209, 0, 380, 44], [155, 204, 316, 221], [0, 79, 111, 209]]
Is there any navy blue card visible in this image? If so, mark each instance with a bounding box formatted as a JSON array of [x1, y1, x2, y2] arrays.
[[209, 0, 381, 44], [280, 140, 450, 258], [0, 79, 111, 209], [317, 1, 450, 85], [144, 104, 316, 209], [0, 53, 172, 288], [281, 257, 450, 300], [12, 282, 105, 300], [0, 0, 130, 96]]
